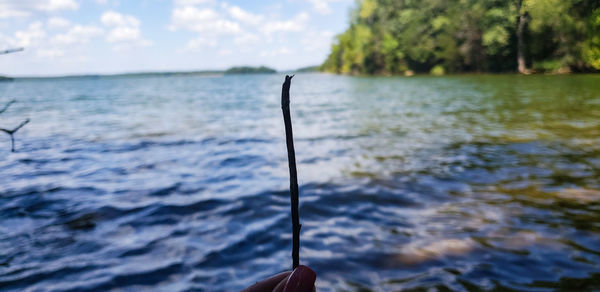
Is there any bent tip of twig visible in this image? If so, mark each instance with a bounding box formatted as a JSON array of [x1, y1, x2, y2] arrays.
[[285, 74, 295, 81]]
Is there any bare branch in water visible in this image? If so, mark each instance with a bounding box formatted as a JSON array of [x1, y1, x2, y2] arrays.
[[0, 100, 16, 115], [281, 75, 301, 270], [1, 49, 28, 152], [1, 119, 30, 152]]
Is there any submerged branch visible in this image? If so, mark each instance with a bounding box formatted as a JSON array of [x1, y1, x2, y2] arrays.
[[1, 119, 30, 152], [281, 75, 301, 270], [0, 100, 16, 115]]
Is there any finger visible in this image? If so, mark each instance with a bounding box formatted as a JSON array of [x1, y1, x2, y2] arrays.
[[272, 274, 291, 292], [282, 265, 316, 292], [242, 271, 292, 292]]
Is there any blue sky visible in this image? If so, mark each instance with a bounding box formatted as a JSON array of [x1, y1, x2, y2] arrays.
[[0, 0, 354, 76]]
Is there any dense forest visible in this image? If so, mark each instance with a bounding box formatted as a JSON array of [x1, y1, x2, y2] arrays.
[[321, 0, 600, 75]]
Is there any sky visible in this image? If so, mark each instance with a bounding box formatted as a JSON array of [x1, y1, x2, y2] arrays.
[[0, 0, 354, 76]]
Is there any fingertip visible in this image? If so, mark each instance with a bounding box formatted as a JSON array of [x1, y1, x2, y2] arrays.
[[242, 271, 292, 292], [273, 274, 290, 292], [282, 265, 316, 292]]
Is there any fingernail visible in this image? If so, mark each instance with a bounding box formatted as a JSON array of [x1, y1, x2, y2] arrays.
[[283, 265, 316, 292]]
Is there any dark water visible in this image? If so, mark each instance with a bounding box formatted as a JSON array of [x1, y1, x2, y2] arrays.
[[1, 74, 599, 291]]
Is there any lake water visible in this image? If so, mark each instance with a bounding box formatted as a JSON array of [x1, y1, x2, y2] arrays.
[[0, 73, 599, 291]]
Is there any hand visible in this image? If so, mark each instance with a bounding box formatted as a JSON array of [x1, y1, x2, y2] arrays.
[[242, 265, 316, 292]]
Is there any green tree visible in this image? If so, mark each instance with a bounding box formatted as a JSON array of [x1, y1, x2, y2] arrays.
[[322, 0, 600, 74]]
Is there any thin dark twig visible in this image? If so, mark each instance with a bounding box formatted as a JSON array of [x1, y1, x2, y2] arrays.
[[281, 75, 301, 270], [1, 119, 30, 152], [0, 47, 24, 55], [0, 100, 16, 115]]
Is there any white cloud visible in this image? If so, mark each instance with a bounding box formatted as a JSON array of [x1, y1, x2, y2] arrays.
[[169, 6, 241, 34], [13, 21, 46, 47], [169, 3, 270, 53], [0, 0, 78, 18], [173, 0, 214, 6], [1, 19, 103, 60], [218, 48, 232, 56], [305, 0, 350, 15], [52, 25, 103, 45], [233, 33, 259, 45], [307, 0, 331, 14], [260, 47, 292, 57], [221, 3, 263, 26], [112, 41, 151, 52], [301, 30, 334, 52], [170, 6, 218, 29], [101, 11, 151, 49], [1, 0, 355, 75], [36, 47, 65, 57], [101, 11, 140, 28], [106, 27, 141, 43], [47, 17, 71, 29], [40, 0, 78, 11], [0, 8, 30, 19], [184, 36, 217, 50], [261, 12, 309, 35], [169, 2, 314, 61]]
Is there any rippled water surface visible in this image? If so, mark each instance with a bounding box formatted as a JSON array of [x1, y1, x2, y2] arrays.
[[1, 74, 599, 291]]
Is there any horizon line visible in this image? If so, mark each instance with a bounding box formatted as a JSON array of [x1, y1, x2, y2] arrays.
[[1, 65, 321, 79]]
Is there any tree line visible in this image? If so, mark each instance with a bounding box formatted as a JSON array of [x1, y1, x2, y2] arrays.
[[321, 0, 600, 75]]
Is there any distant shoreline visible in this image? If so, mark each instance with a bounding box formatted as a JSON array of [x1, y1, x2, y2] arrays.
[[5, 71, 226, 80], [4, 70, 599, 81], [0, 65, 322, 80]]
